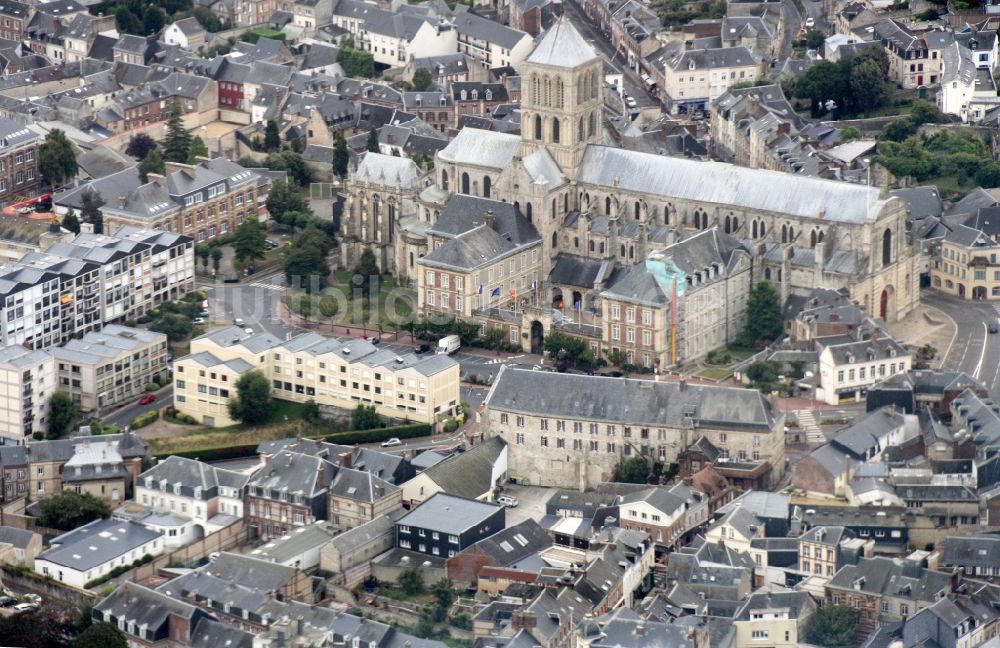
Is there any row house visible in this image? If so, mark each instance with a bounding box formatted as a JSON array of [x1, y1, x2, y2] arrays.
[[451, 82, 510, 128], [873, 19, 946, 89], [0, 0, 30, 42], [246, 451, 335, 540], [175, 326, 460, 427], [618, 482, 710, 548], [402, 91, 455, 133], [28, 431, 148, 502], [0, 446, 27, 500], [98, 73, 215, 134], [0, 118, 41, 207], [453, 9, 534, 70]]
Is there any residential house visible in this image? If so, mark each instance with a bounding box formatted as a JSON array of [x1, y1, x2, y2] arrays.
[[661, 47, 762, 116], [133, 455, 249, 542], [733, 590, 817, 648], [0, 0, 30, 42], [938, 42, 1000, 122], [0, 526, 40, 567], [799, 526, 872, 582], [93, 582, 232, 647], [35, 519, 163, 588], [902, 596, 1000, 648], [704, 504, 764, 553], [792, 443, 855, 497], [320, 510, 403, 586], [0, 217, 73, 263], [873, 19, 946, 89], [327, 466, 401, 529], [446, 519, 552, 587], [402, 91, 454, 133], [400, 436, 507, 505], [451, 81, 510, 128], [164, 17, 208, 51], [112, 34, 157, 65], [0, 118, 41, 207], [28, 431, 149, 501], [250, 521, 339, 570], [663, 541, 755, 600], [395, 492, 505, 558], [59, 438, 131, 504], [941, 535, 1000, 578], [0, 446, 28, 500], [816, 334, 913, 405], [931, 208, 1000, 301], [825, 557, 955, 635], [246, 451, 336, 539], [453, 10, 533, 70], [618, 483, 707, 548], [801, 506, 910, 553]]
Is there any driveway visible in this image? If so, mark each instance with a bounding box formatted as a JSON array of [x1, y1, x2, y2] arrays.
[[501, 484, 554, 526]]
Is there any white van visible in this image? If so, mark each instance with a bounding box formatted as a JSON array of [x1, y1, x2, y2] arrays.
[[436, 334, 461, 355]]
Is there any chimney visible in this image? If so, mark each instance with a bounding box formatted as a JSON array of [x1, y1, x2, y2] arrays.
[[338, 450, 353, 469], [261, 452, 274, 474], [118, 195, 126, 208], [296, 616, 304, 636], [484, 209, 495, 229], [511, 610, 537, 630], [678, 378, 686, 392]]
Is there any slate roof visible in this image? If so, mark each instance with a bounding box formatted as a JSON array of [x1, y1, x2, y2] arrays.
[[805, 443, 854, 477], [827, 556, 953, 602], [249, 451, 335, 500], [735, 590, 815, 621], [942, 535, 1000, 568], [420, 224, 533, 271], [667, 46, 758, 72], [459, 519, 551, 564], [429, 194, 537, 244], [328, 466, 400, 502], [205, 552, 297, 593], [396, 492, 503, 535], [419, 436, 506, 499], [0, 525, 36, 549], [95, 582, 200, 631], [548, 255, 608, 287], [38, 519, 161, 571], [577, 145, 892, 224], [453, 10, 528, 49], [486, 366, 776, 430]]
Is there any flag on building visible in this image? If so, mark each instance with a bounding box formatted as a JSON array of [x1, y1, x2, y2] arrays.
[[491, 287, 501, 297]]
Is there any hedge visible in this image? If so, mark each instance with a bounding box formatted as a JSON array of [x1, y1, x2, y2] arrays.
[[154, 422, 433, 461], [131, 410, 159, 429], [85, 554, 155, 589]]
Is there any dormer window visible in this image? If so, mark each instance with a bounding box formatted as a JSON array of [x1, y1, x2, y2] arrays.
[[460, 89, 467, 100], [485, 89, 492, 100], [194, 486, 202, 499], [173, 483, 181, 495], [471, 89, 478, 100]]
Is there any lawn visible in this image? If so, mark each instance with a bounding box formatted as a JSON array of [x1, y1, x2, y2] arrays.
[[289, 271, 415, 329], [725, 345, 758, 361], [697, 367, 733, 381]]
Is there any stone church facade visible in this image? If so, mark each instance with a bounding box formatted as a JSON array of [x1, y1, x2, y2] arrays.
[[340, 18, 920, 368]]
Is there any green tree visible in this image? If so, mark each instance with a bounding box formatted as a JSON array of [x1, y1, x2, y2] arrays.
[[351, 404, 384, 430], [186, 135, 208, 164], [260, 151, 311, 186], [0, 606, 75, 648], [210, 247, 223, 273], [48, 391, 78, 439], [746, 361, 778, 386], [615, 456, 650, 484], [196, 243, 211, 271], [163, 102, 192, 163], [804, 28, 825, 49], [839, 126, 861, 141], [806, 605, 859, 647], [80, 190, 105, 234], [266, 179, 311, 221], [412, 67, 434, 91], [302, 399, 322, 425], [149, 313, 194, 341], [483, 327, 505, 354], [743, 281, 783, 345], [115, 6, 141, 34], [233, 217, 267, 265], [138, 148, 165, 183], [62, 209, 81, 235], [543, 331, 587, 365], [336, 45, 375, 78], [319, 294, 338, 317], [142, 6, 165, 35], [75, 622, 128, 648], [38, 490, 110, 531], [333, 132, 350, 179], [398, 568, 424, 596], [227, 370, 272, 425], [284, 245, 329, 290], [795, 60, 848, 116], [367, 127, 380, 153], [38, 129, 78, 188], [191, 6, 223, 31], [353, 247, 380, 303], [264, 120, 281, 152], [849, 58, 891, 114], [125, 133, 157, 160]]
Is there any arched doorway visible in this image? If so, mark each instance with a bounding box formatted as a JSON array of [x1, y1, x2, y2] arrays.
[[879, 286, 895, 320], [530, 321, 544, 355]]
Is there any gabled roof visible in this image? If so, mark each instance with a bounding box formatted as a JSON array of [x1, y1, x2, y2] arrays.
[[420, 436, 507, 499], [459, 519, 551, 564]]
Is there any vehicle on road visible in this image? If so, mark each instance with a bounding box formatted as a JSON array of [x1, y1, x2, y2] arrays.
[[414, 343, 431, 354], [498, 495, 519, 507], [13, 602, 37, 613], [0, 596, 16, 607], [192, 317, 206, 325], [367, 336, 381, 345], [805, 17, 815, 28], [23, 595, 40, 605], [138, 393, 157, 405], [990, 323, 998, 334], [244, 327, 254, 335], [265, 239, 279, 250], [437, 334, 461, 355], [626, 96, 638, 109], [234, 318, 245, 327], [381, 437, 402, 447]]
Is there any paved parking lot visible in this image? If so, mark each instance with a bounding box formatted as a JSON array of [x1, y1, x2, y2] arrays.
[[500, 484, 555, 525]]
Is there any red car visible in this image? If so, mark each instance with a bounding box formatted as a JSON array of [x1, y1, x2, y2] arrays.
[[138, 393, 156, 405]]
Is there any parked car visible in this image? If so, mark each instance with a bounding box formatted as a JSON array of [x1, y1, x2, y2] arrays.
[[265, 239, 279, 249], [13, 602, 37, 613], [381, 437, 402, 448], [138, 393, 156, 405], [0, 596, 17, 607], [234, 318, 245, 327], [498, 495, 519, 507], [625, 96, 638, 109], [805, 16, 815, 27], [244, 327, 254, 335], [414, 343, 431, 354], [192, 317, 206, 325], [367, 336, 381, 345], [990, 323, 998, 334], [23, 594, 40, 605]]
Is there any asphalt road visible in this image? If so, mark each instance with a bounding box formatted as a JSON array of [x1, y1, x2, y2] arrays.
[[921, 290, 1000, 395], [104, 387, 173, 428], [563, 0, 658, 110]]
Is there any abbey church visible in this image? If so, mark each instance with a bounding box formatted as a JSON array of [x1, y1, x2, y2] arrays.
[[339, 18, 919, 370]]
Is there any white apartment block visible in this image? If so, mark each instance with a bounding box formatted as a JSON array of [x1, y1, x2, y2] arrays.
[[0, 344, 54, 444]]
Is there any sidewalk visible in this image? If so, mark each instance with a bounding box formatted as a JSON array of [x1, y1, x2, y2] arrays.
[[889, 302, 956, 368]]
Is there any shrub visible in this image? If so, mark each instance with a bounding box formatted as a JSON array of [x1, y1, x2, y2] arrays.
[[443, 418, 459, 433], [131, 410, 160, 429], [145, 382, 159, 392]]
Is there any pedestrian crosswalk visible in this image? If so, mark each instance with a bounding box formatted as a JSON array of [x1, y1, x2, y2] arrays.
[[248, 280, 285, 291], [794, 410, 825, 442]]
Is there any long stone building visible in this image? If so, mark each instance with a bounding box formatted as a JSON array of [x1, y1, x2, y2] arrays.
[[482, 366, 785, 490], [339, 17, 919, 369]]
